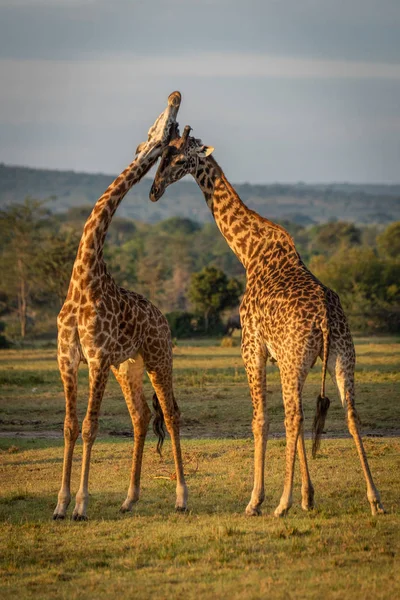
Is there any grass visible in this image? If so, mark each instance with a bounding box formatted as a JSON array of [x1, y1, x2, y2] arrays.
[[0, 337, 399, 438], [0, 336, 399, 598]]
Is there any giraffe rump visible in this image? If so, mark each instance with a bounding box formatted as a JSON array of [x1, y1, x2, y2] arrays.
[[152, 393, 166, 456]]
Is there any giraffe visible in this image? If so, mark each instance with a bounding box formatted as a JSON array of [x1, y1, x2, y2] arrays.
[[149, 125, 385, 517], [53, 92, 188, 521]]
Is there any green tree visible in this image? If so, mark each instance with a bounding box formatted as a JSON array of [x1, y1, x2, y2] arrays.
[[309, 221, 361, 256], [188, 266, 243, 332], [38, 229, 80, 305], [377, 221, 400, 259], [156, 217, 200, 236], [310, 247, 400, 332], [0, 198, 51, 337], [107, 217, 137, 247]]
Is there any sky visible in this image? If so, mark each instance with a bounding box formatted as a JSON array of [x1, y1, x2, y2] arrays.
[[0, 0, 400, 183]]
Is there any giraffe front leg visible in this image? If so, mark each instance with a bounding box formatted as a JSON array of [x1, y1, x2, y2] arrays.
[[53, 342, 80, 520], [111, 359, 151, 513], [242, 331, 268, 517], [72, 360, 109, 521]]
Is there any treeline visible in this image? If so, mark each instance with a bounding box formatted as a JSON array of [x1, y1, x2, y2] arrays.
[[2, 164, 400, 225], [0, 198, 399, 344]]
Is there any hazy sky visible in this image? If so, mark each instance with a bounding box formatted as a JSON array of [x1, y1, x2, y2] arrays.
[[1, 0, 400, 183]]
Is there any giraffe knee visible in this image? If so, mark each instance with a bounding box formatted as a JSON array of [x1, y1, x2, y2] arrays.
[[284, 410, 303, 431], [82, 417, 99, 444], [143, 406, 152, 429], [133, 407, 151, 433], [64, 418, 79, 442], [346, 407, 360, 437], [164, 410, 180, 432], [252, 415, 269, 436]]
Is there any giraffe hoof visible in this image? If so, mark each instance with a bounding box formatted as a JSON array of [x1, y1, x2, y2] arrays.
[[72, 513, 88, 522], [120, 504, 133, 514], [175, 505, 188, 514], [274, 506, 290, 518], [370, 501, 386, 516], [52, 513, 65, 521], [245, 505, 262, 517]]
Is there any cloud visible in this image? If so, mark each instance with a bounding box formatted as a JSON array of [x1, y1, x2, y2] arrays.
[[1, 50, 399, 182], [2, 52, 399, 131], [2, 53, 400, 91], [1, 0, 400, 66]]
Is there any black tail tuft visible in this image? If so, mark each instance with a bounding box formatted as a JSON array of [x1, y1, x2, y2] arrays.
[[312, 394, 330, 458], [152, 393, 165, 457]]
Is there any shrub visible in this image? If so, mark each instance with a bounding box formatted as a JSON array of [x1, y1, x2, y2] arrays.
[[220, 336, 238, 348]]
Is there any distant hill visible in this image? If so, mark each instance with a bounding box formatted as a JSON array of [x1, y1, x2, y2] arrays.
[[1, 163, 400, 225]]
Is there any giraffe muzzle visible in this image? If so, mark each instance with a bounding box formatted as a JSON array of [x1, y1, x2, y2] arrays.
[[168, 91, 182, 109], [136, 91, 182, 162]]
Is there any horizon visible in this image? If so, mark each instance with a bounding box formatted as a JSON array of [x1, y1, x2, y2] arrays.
[[2, 162, 400, 189]]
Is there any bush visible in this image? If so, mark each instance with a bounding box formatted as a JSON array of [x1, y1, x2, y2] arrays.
[[166, 311, 224, 338], [0, 321, 11, 348], [220, 336, 238, 348], [166, 312, 201, 338]]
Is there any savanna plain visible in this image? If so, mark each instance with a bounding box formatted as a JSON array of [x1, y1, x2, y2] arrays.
[[0, 337, 399, 599]]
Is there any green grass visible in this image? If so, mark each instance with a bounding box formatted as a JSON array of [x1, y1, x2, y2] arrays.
[[0, 337, 399, 438], [0, 337, 399, 598]]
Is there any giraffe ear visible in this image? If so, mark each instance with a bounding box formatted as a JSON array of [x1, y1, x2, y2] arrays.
[[196, 145, 214, 157]]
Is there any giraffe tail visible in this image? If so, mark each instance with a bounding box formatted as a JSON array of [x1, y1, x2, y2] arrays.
[[152, 393, 166, 456], [312, 320, 331, 458]]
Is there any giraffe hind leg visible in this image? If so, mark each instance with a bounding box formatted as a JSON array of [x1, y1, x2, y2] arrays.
[[274, 365, 310, 518], [146, 367, 188, 511], [328, 352, 385, 515]]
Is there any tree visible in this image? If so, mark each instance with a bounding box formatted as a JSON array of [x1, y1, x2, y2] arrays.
[[310, 246, 400, 332], [38, 229, 80, 305], [156, 217, 201, 235], [377, 221, 400, 259], [107, 217, 137, 246], [188, 266, 243, 332], [0, 198, 51, 337], [309, 221, 361, 256]]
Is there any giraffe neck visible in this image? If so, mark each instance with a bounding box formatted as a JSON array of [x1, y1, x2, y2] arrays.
[[193, 156, 296, 271], [72, 156, 153, 279]]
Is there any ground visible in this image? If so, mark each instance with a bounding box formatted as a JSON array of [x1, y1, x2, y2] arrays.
[[0, 337, 399, 599]]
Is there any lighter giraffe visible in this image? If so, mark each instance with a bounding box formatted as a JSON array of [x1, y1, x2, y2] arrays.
[[53, 92, 188, 521], [150, 125, 385, 517]]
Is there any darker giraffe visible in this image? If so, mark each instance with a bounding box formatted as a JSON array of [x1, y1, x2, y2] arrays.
[[149, 125, 385, 517], [53, 92, 188, 521]]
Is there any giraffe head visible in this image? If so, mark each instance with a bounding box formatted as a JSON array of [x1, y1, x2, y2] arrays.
[[149, 125, 214, 201], [135, 91, 182, 162]]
